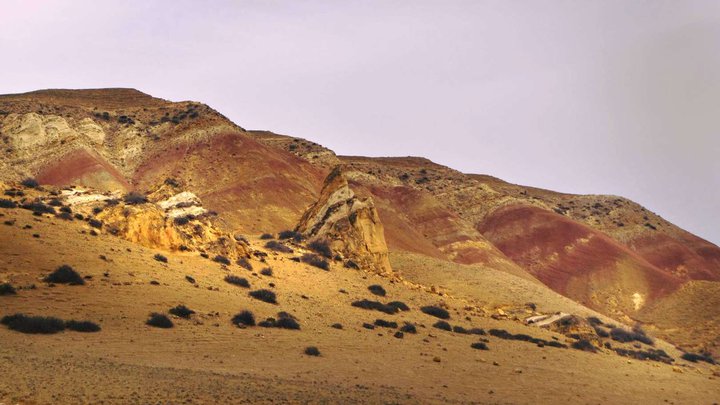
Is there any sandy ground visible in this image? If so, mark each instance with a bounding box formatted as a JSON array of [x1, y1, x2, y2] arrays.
[[0, 208, 719, 404]]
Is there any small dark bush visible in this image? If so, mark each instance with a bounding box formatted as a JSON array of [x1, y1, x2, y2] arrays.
[[394, 331, 404, 339], [278, 230, 303, 242], [47, 198, 63, 207], [610, 327, 653, 345], [489, 328, 567, 348], [44, 265, 84, 285], [224, 275, 250, 288], [259, 312, 300, 330], [469, 328, 486, 335], [368, 284, 386, 297], [571, 339, 597, 353], [123, 192, 148, 205], [249, 289, 277, 304], [301, 253, 329, 270], [21, 201, 55, 215], [1, 314, 65, 334], [420, 306, 450, 320], [21, 178, 39, 188], [433, 320, 452, 331], [452, 325, 469, 334], [471, 342, 489, 350], [231, 310, 256, 327], [374, 319, 398, 328], [265, 240, 293, 253], [65, 320, 101, 332], [56, 212, 73, 221], [304, 346, 320, 356], [213, 255, 231, 265], [593, 325, 610, 338], [153, 254, 168, 263], [4, 189, 24, 197], [260, 233, 274, 239], [351, 299, 398, 315], [59, 205, 72, 213], [260, 267, 273, 276], [387, 301, 410, 312], [308, 239, 332, 258], [0, 199, 17, 208], [169, 305, 195, 319], [400, 323, 417, 334], [89, 219, 103, 229], [146, 313, 173, 328], [174, 216, 190, 226], [237, 257, 253, 270], [331, 323, 343, 329], [344, 260, 360, 270], [615, 348, 673, 364], [681, 352, 716, 364], [185, 275, 196, 284], [587, 316, 603, 326], [0, 283, 16, 295]]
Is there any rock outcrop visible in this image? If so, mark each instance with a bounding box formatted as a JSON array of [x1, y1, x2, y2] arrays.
[[296, 166, 392, 274]]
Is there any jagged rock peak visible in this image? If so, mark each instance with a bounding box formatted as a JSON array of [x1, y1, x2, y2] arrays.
[[296, 166, 392, 274]]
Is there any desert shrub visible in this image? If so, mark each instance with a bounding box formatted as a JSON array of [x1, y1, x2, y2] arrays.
[[433, 320, 452, 331], [1, 314, 65, 334], [47, 198, 63, 207], [489, 328, 567, 348], [265, 240, 293, 253], [400, 323, 417, 334], [471, 342, 489, 350], [394, 331, 404, 339], [260, 267, 273, 276], [308, 240, 332, 258], [0, 199, 17, 209], [571, 339, 597, 353], [185, 275, 196, 284], [174, 216, 190, 226], [362, 323, 375, 330], [0, 283, 16, 295], [351, 299, 398, 315], [469, 328, 486, 335], [65, 320, 101, 332], [278, 230, 303, 242], [301, 253, 329, 270], [21, 178, 39, 188], [304, 346, 320, 356], [224, 275, 250, 288], [231, 310, 256, 327], [237, 257, 253, 270], [344, 260, 360, 270], [331, 323, 343, 329], [610, 327, 653, 345], [153, 254, 168, 263], [123, 192, 148, 205], [169, 305, 195, 319], [44, 265, 84, 285], [4, 189, 24, 197], [21, 201, 55, 215], [420, 306, 450, 320], [615, 348, 673, 364], [374, 319, 398, 328], [586, 316, 603, 326], [213, 255, 231, 265], [452, 325, 469, 334], [368, 284, 386, 297], [146, 313, 173, 328], [59, 205, 72, 213], [260, 233, 274, 239], [681, 352, 716, 364], [234, 234, 249, 244], [89, 219, 103, 229], [249, 289, 277, 304], [164, 177, 180, 187], [56, 212, 73, 221], [74, 213, 84, 220], [387, 301, 410, 312], [545, 341, 568, 348], [259, 312, 300, 330], [593, 325, 610, 338]]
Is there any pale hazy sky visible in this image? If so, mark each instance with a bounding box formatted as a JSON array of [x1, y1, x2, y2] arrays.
[[1, 1, 719, 245]]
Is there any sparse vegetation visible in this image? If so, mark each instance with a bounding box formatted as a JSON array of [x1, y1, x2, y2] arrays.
[[265, 240, 293, 253], [65, 320, 101, 332], [374, 319, 398, 328], [278, 230, 303, 242], [489, 329, 568, 348], [368, 284, 386, 297], [0, 283, 17, 295], [224, 275, 250, 288], [213, 255, 231, 265], [610, 327, 653, 345], [304, 346, 320, 356], [260, 233, 274, 239], [249, 289, 277, 304], [44, 265, 85, 285], [260, 267, 273, 276], [571, 339, 597, 353], [471, 342, 489, 350], [88, 218, 103, 229], [387, 301, 410, 312], [123, 192, 147, 205], [308, 239, 332, 258], [433, 320, 452, 331], [21, 178, 39, 188], [351, 299, 398, 315], [21, 201, 55, 215], [681, 352, 716, 364], [169, 305, 195, 319], [231, 310, 256, 327], [146, 313, 173, 328], [301, 253, 329, 270], [420, 306, 450, 320], [0, 199, 17, 208], [614, 348, 673, 364], [400, 323, 417, 334], [237, 257, 253, 270], [259, 312, 301, 329], [331, 323, 343, 329], [153, 253, 168, 263], [1, 314, 65, 334]]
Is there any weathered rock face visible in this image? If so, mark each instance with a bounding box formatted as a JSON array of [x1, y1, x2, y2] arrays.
[[296, 166, 392, 274]]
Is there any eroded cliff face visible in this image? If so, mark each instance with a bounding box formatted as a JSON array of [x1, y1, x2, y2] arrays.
[[296, 166, 391, 274]]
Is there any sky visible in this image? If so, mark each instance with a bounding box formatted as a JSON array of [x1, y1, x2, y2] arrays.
[[1, 0, 719, 245]]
